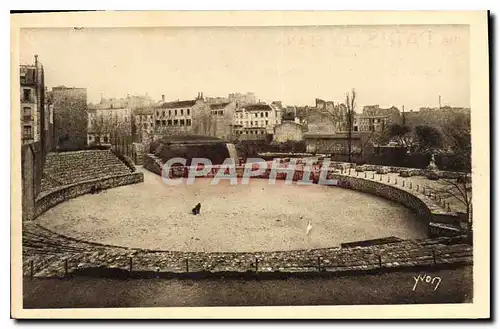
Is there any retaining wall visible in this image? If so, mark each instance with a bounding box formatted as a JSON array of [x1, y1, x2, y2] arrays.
[[34, 172, 144, 218]]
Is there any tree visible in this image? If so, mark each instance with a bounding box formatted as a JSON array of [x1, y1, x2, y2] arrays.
[[388, 123, 414, 151], [442, 114, 471, 172], [345, 89, 356, 163], [430, 174, 473, 244], [414, 125, 443, 154]]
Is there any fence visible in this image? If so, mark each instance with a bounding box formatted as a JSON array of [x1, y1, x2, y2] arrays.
[[24, 241, 472, 279]]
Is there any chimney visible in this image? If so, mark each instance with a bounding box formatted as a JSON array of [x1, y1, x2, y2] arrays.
[[34, 54, 38, 65], [161, 94, 165, 102]]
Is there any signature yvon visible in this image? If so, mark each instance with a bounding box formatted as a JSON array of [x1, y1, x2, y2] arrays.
[[412, 273, 442, 291]]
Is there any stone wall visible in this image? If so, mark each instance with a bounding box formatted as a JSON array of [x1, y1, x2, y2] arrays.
[[24, 220, 472, 278], [52, 87, 88, 150], [35, 172, 144, 218]]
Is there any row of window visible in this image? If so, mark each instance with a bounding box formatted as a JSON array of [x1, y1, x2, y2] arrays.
[[88, 135, 109, 143], [136, 115, 153, 121], [236, 130, 266, 135], [156, 109, 191, 117], [155, 119, 192, 127], [210, 110, 224, 116], [236, 111, 269, 119], [236, 120, 270, 127]]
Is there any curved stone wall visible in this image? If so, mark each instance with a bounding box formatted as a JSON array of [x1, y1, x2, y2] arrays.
[[34, 172, 144, 218]]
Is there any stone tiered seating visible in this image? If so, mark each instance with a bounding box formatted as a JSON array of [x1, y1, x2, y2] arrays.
[[23, 218, 472, 277], [40, 150, 133, 193]]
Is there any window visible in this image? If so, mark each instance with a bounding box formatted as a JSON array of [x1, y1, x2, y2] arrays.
[[167, 120, 172, 126], [89, 135, 93, 141], [104, 136, 109, 143], [23, 126, 32, 139], [163, 111, 165, 117], [156, 120, 161, 126], [260, 112, 264, 117], [180, 119, 185, 126], [23, 89, 31, 102], [169, 110, 172, 116], [144, 123, 148, 129], [174, 119, 178, 126], [265, 112, 269, 118], [187, 119, 191, 126], [187, 109, 190, 115], [354, 126, 359, 132], [255, 113, 258, 118], [218, 110, 223, 115], [181, 109, 184, 115], [175, 110, 178, 116], [156, 111, 160, 116], [265, 120, 268, 125], [162, 120, 166, 126], [23, 107, 31, 121]]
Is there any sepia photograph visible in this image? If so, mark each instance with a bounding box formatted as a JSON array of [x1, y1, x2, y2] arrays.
[[10, 10, 490, 319]]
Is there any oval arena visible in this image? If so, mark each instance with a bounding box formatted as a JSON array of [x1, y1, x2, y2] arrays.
[[23, 146, 471, 277], [36, 170, 428, 252]]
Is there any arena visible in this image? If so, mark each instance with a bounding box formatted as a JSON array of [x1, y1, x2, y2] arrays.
[[35, 168, 427, 252]]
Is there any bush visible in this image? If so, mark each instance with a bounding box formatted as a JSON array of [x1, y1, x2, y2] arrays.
[[426, 171, 440, 180], [376, 167, 389, 174]]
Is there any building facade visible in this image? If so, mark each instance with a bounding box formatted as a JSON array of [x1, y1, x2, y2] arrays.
[[87, 106, 132, 145], [232, 103, 282, 140], [273, 121, 305, 143], [20, 55, 47, 145], [228, 92, 257, 106], [52, 86, 88, 150], [154, 93, 207, 135], [133, 107, 155, 144], [205, 101, 238, 141]]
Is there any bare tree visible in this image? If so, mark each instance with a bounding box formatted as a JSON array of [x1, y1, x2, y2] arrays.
[[431, 175, 473, 244], [345, 89, 356, 163]]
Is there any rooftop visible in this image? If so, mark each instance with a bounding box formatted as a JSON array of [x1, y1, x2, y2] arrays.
[[158, 100, 197, 109], [241, 104, 272, 111], [210, 102, 231, 110]]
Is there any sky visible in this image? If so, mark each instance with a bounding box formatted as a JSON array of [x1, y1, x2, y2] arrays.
[[19, 25, 470, 110]]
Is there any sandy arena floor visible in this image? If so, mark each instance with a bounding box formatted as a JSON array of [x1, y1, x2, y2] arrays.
[[36, 168, 428, 252]]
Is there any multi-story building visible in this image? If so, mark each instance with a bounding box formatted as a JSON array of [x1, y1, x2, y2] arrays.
[[87, 105, 132, 145], [232, 103, 282, 140], [154, 93, 207, 135], [228, 92, 257, 106], [134, 107, 155, 136], [205, 101, 238, 141], [20, 55, 46, 145], [350, 105, 402, 133], [95, 93, 154, 110], [353, 114, 389, 132], [52, 86, 88, 150]]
